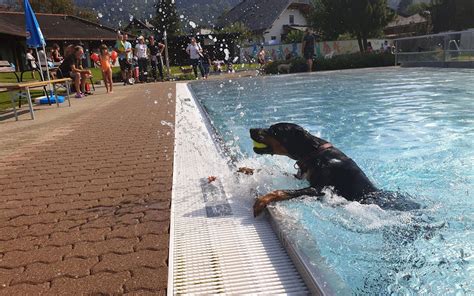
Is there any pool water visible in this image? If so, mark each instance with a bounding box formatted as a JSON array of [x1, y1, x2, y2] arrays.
[[190, 68, 473, 295]]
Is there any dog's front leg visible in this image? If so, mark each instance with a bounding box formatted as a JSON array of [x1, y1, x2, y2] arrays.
[[253, 187, 322, 217]]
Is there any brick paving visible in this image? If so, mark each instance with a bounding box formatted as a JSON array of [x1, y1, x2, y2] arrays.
[[0, 83, 175, 295]]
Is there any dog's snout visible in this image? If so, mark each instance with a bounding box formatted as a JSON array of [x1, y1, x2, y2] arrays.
[[250, 128, 262, 139]]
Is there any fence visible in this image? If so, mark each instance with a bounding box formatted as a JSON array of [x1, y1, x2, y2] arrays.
[[394, 29, 474, 66]]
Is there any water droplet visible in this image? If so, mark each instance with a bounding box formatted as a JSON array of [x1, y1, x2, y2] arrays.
[[189, 21, 197, 28]]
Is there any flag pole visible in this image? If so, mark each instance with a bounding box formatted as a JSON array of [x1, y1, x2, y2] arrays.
[[42, 44, 57, 106], [34, 48, 44, 81], [164, 30, 171, 80]]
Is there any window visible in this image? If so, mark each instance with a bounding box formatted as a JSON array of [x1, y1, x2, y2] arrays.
[[271, 36, 277, 40], [289, 15, 294, 24]]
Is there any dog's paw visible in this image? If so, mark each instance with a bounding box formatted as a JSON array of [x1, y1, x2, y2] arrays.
[[207, 176, 217, 183], [237, 167, 255, 175], [253, 191, 285, 217], [253, 195, 271, 217]]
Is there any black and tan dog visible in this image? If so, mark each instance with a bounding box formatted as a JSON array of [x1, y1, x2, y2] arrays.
[[250, 123, 420, 216]]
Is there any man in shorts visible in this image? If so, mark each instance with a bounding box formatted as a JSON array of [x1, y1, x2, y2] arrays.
[[57, 45, 91, 98], [302, 28, 315, 72], [116, 33, 133, 85]]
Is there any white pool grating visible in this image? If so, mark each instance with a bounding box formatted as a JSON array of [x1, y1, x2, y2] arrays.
[[168, 83, 309, 295]]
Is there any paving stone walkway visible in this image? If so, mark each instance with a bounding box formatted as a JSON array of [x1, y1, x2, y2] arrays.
[[0, 83, 176, 295]]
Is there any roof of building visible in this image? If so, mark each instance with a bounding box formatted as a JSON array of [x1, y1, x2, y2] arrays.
[[217, 0, 309, 33], [124, 18, 155, 32], [0, 11, 119, 40], [386, 13, 427, 28]]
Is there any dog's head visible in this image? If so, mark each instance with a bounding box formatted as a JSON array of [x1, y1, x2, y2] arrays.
[[250, 123, 322, 160]]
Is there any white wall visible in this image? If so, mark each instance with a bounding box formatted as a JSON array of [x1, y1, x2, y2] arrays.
[[263, 8, 307, 44]]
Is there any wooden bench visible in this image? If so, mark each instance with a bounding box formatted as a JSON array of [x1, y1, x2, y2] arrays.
[[0, 60, 20, 82], [0, 78, 72, 121], [0, 60, 58, 107]]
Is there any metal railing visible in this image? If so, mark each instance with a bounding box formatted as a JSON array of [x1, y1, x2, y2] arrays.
[[394, 29, 474, 65]]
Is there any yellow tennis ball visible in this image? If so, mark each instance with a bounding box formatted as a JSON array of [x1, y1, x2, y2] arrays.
[[253, 140, 267, 149]]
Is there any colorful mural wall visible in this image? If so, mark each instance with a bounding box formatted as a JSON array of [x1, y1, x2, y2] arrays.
[[240, 39, 387, 62]]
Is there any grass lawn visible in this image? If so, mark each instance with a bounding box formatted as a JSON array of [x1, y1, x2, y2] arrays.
[[0, 63, 259, 111]]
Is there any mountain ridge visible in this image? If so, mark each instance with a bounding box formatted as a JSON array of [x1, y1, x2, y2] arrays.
[[73, 0, 240, 29]]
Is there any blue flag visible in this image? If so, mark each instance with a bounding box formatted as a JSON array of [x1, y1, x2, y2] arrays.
[[24, 0, 45, 48]]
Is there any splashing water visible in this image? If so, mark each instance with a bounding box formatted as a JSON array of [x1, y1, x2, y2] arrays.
[[190, 68, 474, 294]]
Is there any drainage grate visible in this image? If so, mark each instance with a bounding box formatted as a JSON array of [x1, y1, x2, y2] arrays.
[[169, 84, 309, 295]]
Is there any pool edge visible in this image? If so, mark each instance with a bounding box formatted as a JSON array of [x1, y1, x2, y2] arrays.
[[185, 82, 352, 295]]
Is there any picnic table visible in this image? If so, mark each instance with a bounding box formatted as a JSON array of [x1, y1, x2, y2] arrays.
[[0, 78, 72, 121]]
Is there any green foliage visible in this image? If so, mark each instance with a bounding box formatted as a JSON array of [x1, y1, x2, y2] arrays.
[[215, 22, 251, 44], [309, 0, 395, 52], [406, 2, 431, 15], [397, 0, 413, 15], [430, 0, 474, 32], [284, 30, 305, 44], [152, 0, 182, 37], [309, 0, 347, 40], [337, 33, 356, 41], [264, 53, 395, 74], [30, 0, 74, 14], [26, 0, 99, 23], [75, 7, 99, 23]]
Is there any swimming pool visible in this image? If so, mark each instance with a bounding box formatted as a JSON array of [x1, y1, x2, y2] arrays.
[[190, 67, 473, 295]]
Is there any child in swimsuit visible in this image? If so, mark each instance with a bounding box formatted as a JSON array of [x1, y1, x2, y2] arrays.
[[98, 44, 113, 93]]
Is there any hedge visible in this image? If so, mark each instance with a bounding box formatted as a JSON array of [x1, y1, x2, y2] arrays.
[[264, 52, 395, 74]]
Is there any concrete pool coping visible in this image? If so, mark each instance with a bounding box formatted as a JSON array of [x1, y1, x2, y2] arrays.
[[170, 82, 351, 294]]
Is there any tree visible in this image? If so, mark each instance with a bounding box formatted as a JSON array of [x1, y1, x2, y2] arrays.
[[397, 0, 413, 15], [152, 0, 182, 37], [310, 0, 394, 52], [30, 0, 74, 14], [406, 2, 430, 15], [215, 22, 251, 44], [19, 0, 98, 23], [75, 7, 99, 23], [430, 0, 474, 32], [309, 0, 348, 40], [348, 0, 395, 51], [284, 30, 304, 44]]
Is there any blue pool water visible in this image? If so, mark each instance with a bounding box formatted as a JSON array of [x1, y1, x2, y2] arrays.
[[190, 68, 473, 295]]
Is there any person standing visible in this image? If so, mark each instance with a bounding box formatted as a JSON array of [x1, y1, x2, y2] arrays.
[[98, 44, 113, 93], [186, 37, 204, 79], [134, 36, 149, 83], [148, 35, 165, 82], [258, 46, 266, 68], [302, 28, 315, 72], [200, 49, 212, 79], [115, 33, 133, 85], [366, 41, 373, 53]]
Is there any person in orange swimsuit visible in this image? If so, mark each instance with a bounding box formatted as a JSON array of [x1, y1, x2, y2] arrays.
[[98, 44, 113, 93]]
